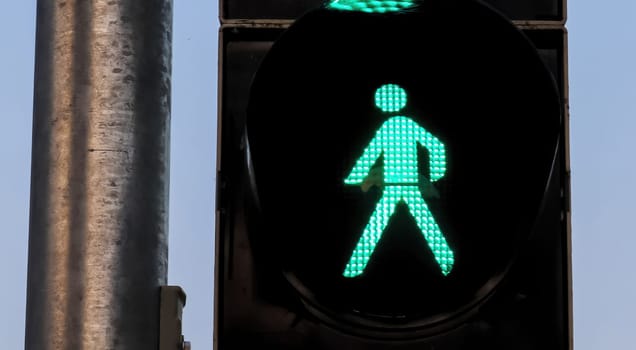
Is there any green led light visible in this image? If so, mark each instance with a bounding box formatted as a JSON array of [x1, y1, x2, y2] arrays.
[[327, 0, 415, 13], [343, 84, 454, 278]]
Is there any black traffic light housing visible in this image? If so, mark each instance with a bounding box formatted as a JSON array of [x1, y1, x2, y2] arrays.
[[216, 1, 571, 349]]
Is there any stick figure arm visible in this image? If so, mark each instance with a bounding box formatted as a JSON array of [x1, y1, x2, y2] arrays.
[[344, 133, 383, 185], [417, 126, 446, 182]]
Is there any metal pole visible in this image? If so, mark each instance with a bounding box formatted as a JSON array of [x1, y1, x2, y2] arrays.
[[25, 1, 173, 349]]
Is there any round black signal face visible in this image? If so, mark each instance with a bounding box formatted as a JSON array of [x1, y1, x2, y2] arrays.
[[246, 0, 560, 338]]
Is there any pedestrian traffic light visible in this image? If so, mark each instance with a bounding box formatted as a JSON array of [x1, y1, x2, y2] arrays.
[[216, 0, 570, 348]]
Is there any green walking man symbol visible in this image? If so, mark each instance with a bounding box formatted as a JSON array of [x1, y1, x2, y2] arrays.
[[343, 84, 455, 278]]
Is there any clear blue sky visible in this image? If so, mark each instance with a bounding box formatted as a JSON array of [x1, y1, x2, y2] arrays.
[[0, 1, 634, 349]]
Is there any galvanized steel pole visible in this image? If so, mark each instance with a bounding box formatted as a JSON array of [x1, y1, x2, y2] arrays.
[[25, 1, 173, 349]]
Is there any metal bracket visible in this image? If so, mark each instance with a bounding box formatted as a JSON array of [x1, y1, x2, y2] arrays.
[[160, 286, 190, 350]]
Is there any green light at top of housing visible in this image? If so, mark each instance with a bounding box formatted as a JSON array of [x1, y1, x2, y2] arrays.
[[327, 0, 415, 13]]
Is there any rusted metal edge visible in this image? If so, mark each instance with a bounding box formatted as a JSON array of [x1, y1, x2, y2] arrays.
[[219, 19, 566, 30], [220, 19, 296, 29]]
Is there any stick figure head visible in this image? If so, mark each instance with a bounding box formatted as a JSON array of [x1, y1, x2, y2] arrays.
[[374, 84, 407, 113]]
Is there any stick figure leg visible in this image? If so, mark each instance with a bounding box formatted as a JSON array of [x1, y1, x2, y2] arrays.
[[343, 189, 398, 278], [403, 186, 454, 275]]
